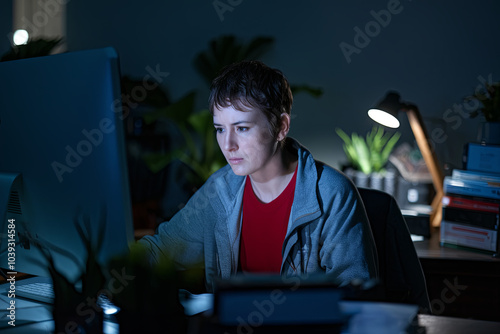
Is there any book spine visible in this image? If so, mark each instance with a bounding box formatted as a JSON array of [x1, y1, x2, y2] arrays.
[[442, 206, 498, 230], [444, 176, 500, 200], [442, 195, 500, 213], [452, 169, 500, 183], [440, 220, 498, 252]]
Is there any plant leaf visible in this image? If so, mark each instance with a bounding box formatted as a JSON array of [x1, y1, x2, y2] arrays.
[[290, 84, 323, 98], [143, 91, 196, 124]]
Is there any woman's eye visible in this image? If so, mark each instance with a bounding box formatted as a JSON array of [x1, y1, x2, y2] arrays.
[[237, 127, 249, 132], [215, 127, 224, 133]]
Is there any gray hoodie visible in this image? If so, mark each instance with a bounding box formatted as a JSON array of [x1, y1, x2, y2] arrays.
[[139, 139, 378, 291]]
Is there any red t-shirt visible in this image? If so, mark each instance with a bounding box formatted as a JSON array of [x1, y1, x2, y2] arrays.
[[239, 170, 297, 273]]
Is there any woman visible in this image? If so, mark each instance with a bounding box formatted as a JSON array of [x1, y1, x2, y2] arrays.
[[139, 60, 378, 291]]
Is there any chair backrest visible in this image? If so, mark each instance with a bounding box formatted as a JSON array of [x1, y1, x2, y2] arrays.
[[357, 187, 431, 313]]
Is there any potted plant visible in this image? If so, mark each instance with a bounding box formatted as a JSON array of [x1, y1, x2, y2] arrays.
[[336, 126, 400, 192], [0, 37, 62, 61], [467, 81, 500, 144]]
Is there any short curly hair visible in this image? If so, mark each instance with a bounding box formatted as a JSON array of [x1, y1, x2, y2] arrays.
[[209, 60, 293, 139]]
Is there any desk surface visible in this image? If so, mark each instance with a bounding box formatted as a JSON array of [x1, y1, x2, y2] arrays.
[[413, 229, 500, 262], [412, 229, 500, 321], [419, 314, 500, 334], [2, 230, 499, 332], [1, 313, 498, 334], [1, 280, 500, 333]]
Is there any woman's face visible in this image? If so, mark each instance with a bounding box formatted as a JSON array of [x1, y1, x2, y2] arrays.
[[213, 104, 280, 178]]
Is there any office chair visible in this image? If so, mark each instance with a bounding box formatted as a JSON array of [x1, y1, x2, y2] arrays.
[[357, 187, 432, 314]]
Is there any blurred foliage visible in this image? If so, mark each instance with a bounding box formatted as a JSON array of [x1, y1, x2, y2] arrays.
[[33, 212, 107, 333], [121, 75, 171, 108], [290, 83, 324, 98], [193, 34, 323, 96], [0, 34, 323, 189], [0, 37, 62, 61], [336, 126, 401, 174], [108, 242, 191, 333], [143, 91, 226, 187], [467, 81, 500, 122], [193, 35, 275, 85], [143, 34, 323, 187], [33, 208, 190, 332]]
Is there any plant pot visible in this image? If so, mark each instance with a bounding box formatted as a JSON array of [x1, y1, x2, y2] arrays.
[[354, 171, 370, 188], [477, 121, 500, 145], [369, 172, 384, 191], [383, 169, 397, 196]]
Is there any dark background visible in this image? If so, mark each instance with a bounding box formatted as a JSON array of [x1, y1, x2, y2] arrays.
[[1, 0, 500, 220], [2, 0, 499, 169]]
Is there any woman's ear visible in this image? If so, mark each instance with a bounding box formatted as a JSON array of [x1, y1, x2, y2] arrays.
[[277, 113, 291, 142]]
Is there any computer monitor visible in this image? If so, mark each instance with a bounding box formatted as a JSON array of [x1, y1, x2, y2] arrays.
[[0, 47, 134, 283]]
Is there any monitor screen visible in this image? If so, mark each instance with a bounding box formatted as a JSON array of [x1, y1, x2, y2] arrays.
[[0, 47, 134, 283]]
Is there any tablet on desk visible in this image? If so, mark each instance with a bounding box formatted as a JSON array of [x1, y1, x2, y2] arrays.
[[212, 274, 347, 327], [185, 274, 420, 334]]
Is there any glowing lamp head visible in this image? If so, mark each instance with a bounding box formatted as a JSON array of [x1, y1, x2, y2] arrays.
[[368, 91, 402, 128], [368, 108, 400, 128]]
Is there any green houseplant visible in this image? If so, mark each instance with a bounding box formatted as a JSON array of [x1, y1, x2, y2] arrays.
[[467, 81, 500, 144], [468, 81, 500, 122], [336, 126, 401, 175], [336, 126, 400, 192], [0, 37, 62, 61]]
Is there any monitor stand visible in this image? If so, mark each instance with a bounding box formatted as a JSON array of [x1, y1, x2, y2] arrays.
[[0, 172, 23, 241]]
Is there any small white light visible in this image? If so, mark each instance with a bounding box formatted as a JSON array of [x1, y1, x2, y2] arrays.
[[13, 29, 29, 46], [407, 188, 419, 203], [368, 109, 400, 128], [103, 306, 119, 315]]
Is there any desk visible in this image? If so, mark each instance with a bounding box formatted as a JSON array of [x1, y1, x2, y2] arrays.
[[414, 230, 500, 321], [1, 280, 500, 333], [192, 314, 500, 334], [1, 314, 499, 334], [418, 314, 500, 334]]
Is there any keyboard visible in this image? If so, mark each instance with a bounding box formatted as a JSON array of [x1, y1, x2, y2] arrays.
[[15, 277, 119, 315], [17, 281, 54, 304]]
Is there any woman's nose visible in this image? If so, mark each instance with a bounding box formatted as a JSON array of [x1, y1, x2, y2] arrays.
[[223, 130, 238, 151]]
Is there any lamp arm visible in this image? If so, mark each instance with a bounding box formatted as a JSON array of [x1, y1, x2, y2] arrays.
[[403, 104, 444, 228]]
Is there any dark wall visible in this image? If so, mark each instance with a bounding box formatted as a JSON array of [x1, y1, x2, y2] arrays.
[[5, 0, 500, 169], [0, 1, 12, 57]]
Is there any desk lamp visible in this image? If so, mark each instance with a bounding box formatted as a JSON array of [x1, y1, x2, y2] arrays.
[[368, 91, 444, 228]]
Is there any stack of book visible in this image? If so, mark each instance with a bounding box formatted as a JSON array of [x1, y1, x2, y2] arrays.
[[441, 168, 500, 256]]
